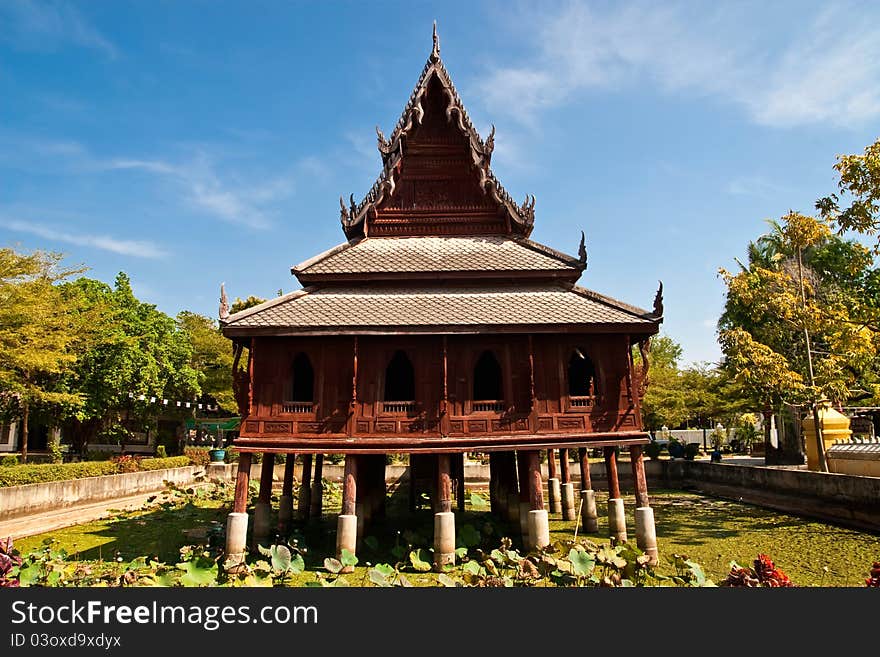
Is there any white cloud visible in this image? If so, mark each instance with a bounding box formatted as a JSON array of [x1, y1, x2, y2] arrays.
[[0, 0, 118, 58], [725, 175, 792, 198], [107, 153, 296, 229], [0, 217, 167, 258], [479, 2, 880, 128]]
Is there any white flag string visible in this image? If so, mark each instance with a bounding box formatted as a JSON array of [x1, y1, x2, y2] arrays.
[[127, 392, 219, 412]]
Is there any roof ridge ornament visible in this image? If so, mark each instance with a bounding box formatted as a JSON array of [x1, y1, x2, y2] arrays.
[[431, 20, 440, 61], [219, 282, 229, 321], [652, 280, 664, 317], [484, 124, 495, 163], [578, 231, 587, 269], [339, 196, 350, 226]]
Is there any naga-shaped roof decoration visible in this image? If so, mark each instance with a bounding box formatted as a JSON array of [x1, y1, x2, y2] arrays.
[[339, 23, 536, 239]]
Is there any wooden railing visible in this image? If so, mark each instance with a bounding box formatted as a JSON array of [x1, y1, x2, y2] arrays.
[[282, 401, 314, 414], [472, 400, 506, 413], [569, 396, 598, 408], [382, 401, 416, 414]]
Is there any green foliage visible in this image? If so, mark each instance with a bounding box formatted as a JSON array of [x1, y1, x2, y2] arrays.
[[0, 249, 86, 460], [229, 296, 266, 315], [185, 447, 212, 466], [0, 456, 191, 487], [817, 137, 880, 251], [659, 553, 717, 587], [60, 273, 200, 450], [408, 548, 433, 572], [155, 445, 167, 459], [720, 211, 880, 407], [1, 455, 19, 467], [640, 335, 747, 430], [137, 456, 190, 471], [176, 311, 235, 412]]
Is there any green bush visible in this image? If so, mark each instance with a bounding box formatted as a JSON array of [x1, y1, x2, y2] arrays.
[[0, 455, 18, 467], [0, 462, 119, 487], [0, 456, 194, 487], [184, 447, 211, 467], [155, 445, 167, 459], [138, 456, 190, 471]]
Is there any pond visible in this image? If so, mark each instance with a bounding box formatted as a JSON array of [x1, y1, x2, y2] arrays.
[[12, 484, 880, 587]]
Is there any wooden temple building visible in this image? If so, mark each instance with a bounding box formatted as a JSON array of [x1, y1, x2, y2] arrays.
[[220, 27, 663, 568]]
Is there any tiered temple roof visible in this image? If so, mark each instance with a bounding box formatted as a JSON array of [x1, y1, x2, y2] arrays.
[[222, 26, 661, 338]]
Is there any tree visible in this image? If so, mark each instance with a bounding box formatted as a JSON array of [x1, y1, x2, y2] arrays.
[[719, 211, 880, 468], [639, 335, 687, 430], [817, 138, 880, 251], [0, 249, 84, 461], [177, 311, 235, 412], [230, 295, 266, 315], [61, 273, 200, 452], [638, 335, 747, 432]]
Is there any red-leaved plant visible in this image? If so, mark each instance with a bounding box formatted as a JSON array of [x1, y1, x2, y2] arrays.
[[723, 554, 793, 587], [0, 536, 22, 587], [866, 562, 880, 588]]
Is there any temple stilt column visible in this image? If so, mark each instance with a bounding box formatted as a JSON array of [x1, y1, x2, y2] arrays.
[[547, 448, 561, 515], [504, 452, 519, 524], [253, 453, 275, 547], [559, 448, 576, 521], [337, 455, 358, 573], [489, 452, 499, 514], [433, 454, 455, 570], [225, 452, 252, 567], [516, 451, 530, 541], [604, 446, 627, 544], [526, 450, 549, 551], [630, 445, 658, 564], [297, 454, 312, 520], [578, 447, 599, 533], [278, 454, 296, 534], [309, 453, 324, 519]]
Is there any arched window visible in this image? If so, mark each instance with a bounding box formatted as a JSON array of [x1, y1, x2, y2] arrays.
[[384, 350, 415, 401], [284, 352, 315, 413], [473, 350, 502, 401], [568, 348, 598, 397]]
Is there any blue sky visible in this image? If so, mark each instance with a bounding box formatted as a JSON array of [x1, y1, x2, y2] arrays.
[[1, 0, 878, 365]]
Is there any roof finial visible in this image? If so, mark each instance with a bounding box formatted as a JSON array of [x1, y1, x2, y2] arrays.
[[578, 230, 587, 268], [431, 20, 440, 61], [653, 280, 664, 317], [219, 282, 229, 321]]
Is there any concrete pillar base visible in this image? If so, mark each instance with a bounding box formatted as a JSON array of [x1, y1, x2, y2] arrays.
[[608, 498, 627, 544], [548, 477, 562, 514], [528, 510, 550, 551], [277, 494, 293, 533], [580, 489, 599, 533], [506, 494, 520, 524], [253, 501, 272, 547], [635, 506, 659, 565], [433, 511, 456, 570], [519, 502, 530, 540], [335, 514, 358, 574], [560, 482, 576, 521], [225, 512, 249, 565]]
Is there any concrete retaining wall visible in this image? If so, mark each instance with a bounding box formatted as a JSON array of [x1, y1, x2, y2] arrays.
[[0, 466, 225, 521], [649, 460, 880, 531]]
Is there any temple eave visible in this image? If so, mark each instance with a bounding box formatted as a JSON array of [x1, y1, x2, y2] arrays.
[[231, 430, 650, 454]]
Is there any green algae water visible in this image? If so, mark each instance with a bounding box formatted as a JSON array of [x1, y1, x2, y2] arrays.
[[13, 488, 880, 587], [549, 490, 880, 587]]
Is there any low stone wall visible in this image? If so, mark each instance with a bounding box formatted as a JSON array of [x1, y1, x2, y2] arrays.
[[0, 465, 231, 522], [650, 460, 880, 531]]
